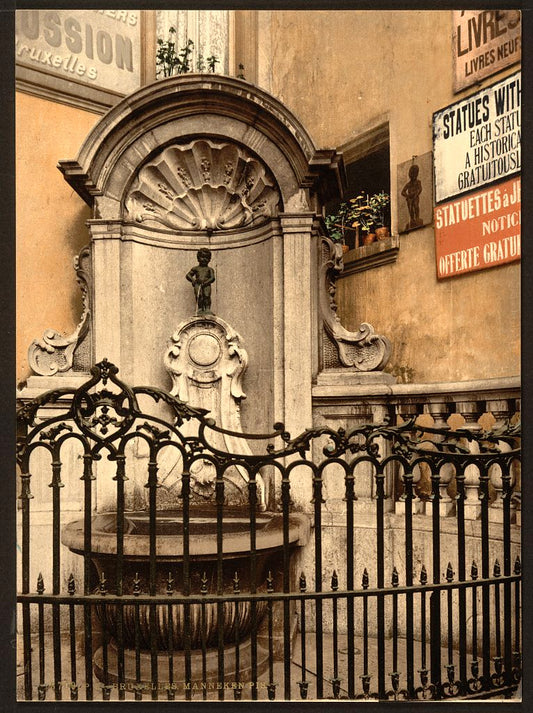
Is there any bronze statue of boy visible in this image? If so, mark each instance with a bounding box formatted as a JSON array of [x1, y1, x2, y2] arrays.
[[186, 247, 215, 314], [401, 163, 423, 231]]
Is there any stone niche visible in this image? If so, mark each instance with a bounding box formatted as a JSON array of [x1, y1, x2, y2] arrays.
[[21, 76, 395, 619], [27, 74, 392, 448], [50, 76, 339, 437]]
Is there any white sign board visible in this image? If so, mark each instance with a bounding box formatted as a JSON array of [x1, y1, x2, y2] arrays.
[[453, 10, 521, 92], [433, 71, 520, 204], [15, 10, 141, 96]]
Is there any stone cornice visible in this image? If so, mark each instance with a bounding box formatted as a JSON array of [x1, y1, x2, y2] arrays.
[[341, 235, 400, 275], [278, 213, 316, 233], [312, 375, 521, 402], [86, 217, 277, 250], [58, 75, 343, 210]]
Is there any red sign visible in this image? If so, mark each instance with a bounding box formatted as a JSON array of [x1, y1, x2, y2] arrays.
[[434, 176, 520, 278]]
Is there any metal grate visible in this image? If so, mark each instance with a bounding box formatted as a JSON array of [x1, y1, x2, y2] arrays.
[[16, 360, 521, 701]]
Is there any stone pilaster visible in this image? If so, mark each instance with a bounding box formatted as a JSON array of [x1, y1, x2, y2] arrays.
[[88, 220, 124, 371], [278, 214, 316, 513], [279, 213, 315, 437]]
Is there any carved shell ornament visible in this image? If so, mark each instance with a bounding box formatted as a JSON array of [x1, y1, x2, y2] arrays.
[[124, 139, 281, 231]]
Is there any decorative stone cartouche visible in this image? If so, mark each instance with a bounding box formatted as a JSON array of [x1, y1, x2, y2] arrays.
[[160, 314, 265, 509]]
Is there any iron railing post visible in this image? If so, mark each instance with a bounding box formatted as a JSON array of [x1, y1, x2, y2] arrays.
[[15, 361, 521, 703], [429, 468, 442, 698]]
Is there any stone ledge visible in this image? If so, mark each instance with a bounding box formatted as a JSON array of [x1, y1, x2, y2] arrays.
[[16, 65, 123, 115], [316, 369, 395, 387], [341, 234, 400, 275], [312, 374, 520, 400], [17, 373, 91, 401]]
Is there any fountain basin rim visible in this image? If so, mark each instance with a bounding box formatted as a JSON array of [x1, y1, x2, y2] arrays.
[[61, 511, 310, 557]]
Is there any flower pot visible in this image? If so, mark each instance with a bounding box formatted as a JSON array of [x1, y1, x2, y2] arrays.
[[363, 233, 376, 245], [375, 227, 390, 240]]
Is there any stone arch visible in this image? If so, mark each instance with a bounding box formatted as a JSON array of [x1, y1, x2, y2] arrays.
[[59, 74, 343, 220], [27, 74, 390, 441]]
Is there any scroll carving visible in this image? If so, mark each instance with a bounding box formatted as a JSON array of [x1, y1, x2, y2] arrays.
[[28, 246, 92, 376], [124, 139, 281, 231], [320, 237, 391, 371], [161, 314, 264, 509]]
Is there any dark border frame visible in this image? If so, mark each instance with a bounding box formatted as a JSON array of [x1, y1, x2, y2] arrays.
[[3, 3, 531, 713]]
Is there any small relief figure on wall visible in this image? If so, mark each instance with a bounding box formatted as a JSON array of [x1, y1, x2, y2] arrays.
[[401, 164, 423, 231], [186, 247, 215, 314], [397, 152, 434, 234]]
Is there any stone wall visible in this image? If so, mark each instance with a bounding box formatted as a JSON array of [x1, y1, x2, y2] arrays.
[[252, 9, 520, 383], [16, 92, 98, 383]]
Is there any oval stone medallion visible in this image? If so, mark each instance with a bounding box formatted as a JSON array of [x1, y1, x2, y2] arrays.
[[188, 333, 221, 366]]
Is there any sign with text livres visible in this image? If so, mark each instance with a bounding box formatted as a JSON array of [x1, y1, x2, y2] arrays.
[[453, 10, 521, 93], [433, 71, 520, 204], [15, 10, 141, 96], [434, 175, 520, 279]]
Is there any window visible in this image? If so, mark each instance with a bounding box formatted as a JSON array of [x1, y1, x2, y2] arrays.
[[325, 123, 399, 273]]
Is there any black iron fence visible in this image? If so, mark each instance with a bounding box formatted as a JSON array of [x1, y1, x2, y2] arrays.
[[16, 360, 521, 701]]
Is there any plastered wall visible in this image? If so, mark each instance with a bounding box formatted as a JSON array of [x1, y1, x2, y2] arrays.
[[337, 229, 520, 382], [16, 92, 98, 384], [253, 9, 520, 382], [17, 10, 520, 387]]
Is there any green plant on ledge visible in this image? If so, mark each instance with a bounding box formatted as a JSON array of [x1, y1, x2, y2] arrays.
[[156, 28, 246, 80], [325, 191, 390, 248], [324, 202, 357, 243], [156, 29, 220, 77], [368, 190, 390, 230]]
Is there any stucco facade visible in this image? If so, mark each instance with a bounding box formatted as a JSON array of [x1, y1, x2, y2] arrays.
[[16, 10, 520, 385], [16, 92, 97, 382], [252, 10, 520, 383]]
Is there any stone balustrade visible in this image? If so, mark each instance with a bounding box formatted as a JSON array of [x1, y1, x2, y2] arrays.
[[312, 375, 521, 521]]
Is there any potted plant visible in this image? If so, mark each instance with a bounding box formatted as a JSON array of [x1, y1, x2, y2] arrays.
[[348, 193, 378, 245], [156, 31, 247, 80], [325, 191, 391, 249], [368, 191, 391, 240], [325, 196, 377, 249], [324, 203, 355, 252]]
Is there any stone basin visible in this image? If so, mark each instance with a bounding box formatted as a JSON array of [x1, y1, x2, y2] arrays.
[[62, 508, 309, 652]]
